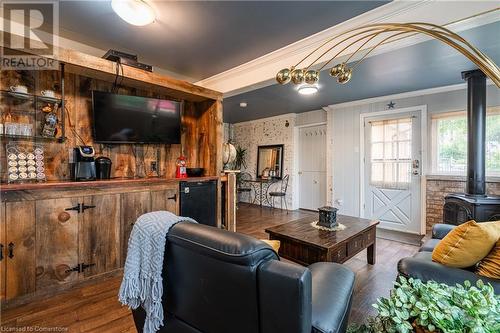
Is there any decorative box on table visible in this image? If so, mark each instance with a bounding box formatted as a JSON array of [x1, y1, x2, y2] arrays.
[[318, 206, 338, 228]]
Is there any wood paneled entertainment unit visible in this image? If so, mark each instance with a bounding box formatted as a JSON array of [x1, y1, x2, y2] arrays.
[[0, 46, 228, 306]]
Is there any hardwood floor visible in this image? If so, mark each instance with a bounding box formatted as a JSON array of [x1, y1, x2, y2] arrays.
[[1, 205, 419, 332], [235, 205, 419, 324]]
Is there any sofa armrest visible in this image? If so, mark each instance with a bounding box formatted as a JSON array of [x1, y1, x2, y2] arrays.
[[258, 260, 312, 333], [309, 263, 355, 333], [398, 252, 500, 294], [432, 223, 456, 239]]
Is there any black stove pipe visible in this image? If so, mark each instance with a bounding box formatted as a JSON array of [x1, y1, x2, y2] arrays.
[[462, 69, 487, 196]]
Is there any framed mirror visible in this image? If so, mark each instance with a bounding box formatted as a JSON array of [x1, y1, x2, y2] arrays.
[[256, 144, 284, 179]]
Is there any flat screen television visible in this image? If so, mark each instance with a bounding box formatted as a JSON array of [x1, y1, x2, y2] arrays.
[[92, 91, 181, 144]]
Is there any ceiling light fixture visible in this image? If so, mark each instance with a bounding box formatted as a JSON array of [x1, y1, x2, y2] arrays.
[[239, 102, 248, 107], [111, 0, 156, 26], [276, 22, 500, 88], [297, 84, 318, 95]]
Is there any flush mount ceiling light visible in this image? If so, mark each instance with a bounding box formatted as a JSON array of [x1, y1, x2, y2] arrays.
[[297, 84, 318, 95], [111, 0, 156, 26]]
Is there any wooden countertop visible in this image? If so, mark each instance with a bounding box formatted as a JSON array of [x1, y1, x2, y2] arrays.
[[0, 176, 220, 192]]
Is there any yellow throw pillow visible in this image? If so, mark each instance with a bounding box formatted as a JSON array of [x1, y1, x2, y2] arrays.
[[261, 239, 281, 253], [432, 220, 500, 268], [476, 238, 500, 279]]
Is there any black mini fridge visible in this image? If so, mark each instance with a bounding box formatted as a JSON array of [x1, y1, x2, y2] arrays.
[[179, 180, 217, 227]]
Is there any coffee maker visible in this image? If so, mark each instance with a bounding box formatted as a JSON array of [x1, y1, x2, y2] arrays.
[[70, 146, 96, 181]]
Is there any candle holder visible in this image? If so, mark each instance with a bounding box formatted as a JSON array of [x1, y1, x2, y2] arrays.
[[318, 206, 338, 228]]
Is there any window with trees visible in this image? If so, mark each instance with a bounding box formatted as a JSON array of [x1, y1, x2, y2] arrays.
[[431, 107, 500, 176]]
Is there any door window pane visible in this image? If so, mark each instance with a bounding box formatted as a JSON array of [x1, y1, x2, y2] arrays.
[[369, 118, 412, 189], [398, 141, 411, 159], [384, 142, 395, 159], [371, 162, 383, 182]]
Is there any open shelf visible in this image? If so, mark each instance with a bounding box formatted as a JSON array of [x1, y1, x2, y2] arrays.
[[1, 90, 62, 104], [1, 74, 66, 144], [1, 134, 66, 142]]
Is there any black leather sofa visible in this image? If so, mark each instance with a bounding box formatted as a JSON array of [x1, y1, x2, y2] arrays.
[[398, 223, 499, 293], [132, 222, 355, 333]]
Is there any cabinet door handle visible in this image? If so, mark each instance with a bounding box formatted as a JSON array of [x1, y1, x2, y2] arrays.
[[8, 242, 14, 259], [65, 264, 81, 274], [0, 244, 3, 261], [81, 263, 95, 272], [65, 204, 81, 213], [81, 204, 96, 212], [167, 194, 177, 201]]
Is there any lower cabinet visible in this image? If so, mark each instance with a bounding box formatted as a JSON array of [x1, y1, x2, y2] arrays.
[[1, 184, 180, 304], [121, 187, 179, 267], [151, 187, 179, 214], [4, 201, 36, 300], [0, 203, 5, 300], [80, 194, 121, 278], [35, 195, 122, 285], [121, 191, 151, 266], [36, 198, 80, 289]]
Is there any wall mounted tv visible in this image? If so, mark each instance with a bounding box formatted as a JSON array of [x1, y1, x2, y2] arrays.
[[92, 91, 181, 144]]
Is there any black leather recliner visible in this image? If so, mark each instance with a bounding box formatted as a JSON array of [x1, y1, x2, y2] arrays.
[[132, 222, 355, 333], [398, 223, 499, 293]]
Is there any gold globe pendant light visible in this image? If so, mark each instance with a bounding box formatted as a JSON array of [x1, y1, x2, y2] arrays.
[[276, 21, 500, 89]]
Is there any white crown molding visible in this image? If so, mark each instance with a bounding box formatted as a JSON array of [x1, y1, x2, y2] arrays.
[[232, 113, 297, 126], [196, 1, 500, 97], [324, 79, 495, 111]]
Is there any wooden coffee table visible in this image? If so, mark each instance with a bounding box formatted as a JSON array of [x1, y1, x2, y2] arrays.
[[265, 215, 379, 266]]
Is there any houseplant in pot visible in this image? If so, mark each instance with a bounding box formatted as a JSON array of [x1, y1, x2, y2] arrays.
[[233, 146, 247, 170], [348, 277, 499, 333]]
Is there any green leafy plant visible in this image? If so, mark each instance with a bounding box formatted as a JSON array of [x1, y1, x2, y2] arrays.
[[233, 146, 247, 170], [348, 277, 500, 333]]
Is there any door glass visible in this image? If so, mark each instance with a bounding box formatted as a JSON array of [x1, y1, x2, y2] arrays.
[[370, 118, 412, 189]]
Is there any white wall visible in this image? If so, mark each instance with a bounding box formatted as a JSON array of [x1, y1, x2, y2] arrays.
[[329, 84, 500, 217]]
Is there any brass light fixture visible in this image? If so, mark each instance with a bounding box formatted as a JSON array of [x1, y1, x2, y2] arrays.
[[276, 22, 500, 88]]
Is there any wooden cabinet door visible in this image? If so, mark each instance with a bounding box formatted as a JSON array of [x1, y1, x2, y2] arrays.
[[35, 198, 80, 289], [80, 194, 121, 278], [121, 191, 151, 266], [5, 201, 36, 300], [151, 187, 179, 214], [0, 203, 5, 301]]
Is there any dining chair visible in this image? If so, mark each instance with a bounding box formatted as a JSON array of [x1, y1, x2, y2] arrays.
[[237, 172, 254, 205], [268, 174, 290, 213]]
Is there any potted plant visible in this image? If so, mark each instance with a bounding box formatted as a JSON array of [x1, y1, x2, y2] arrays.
[[233, 146, 247, 170], [348, 277, 499, 333]]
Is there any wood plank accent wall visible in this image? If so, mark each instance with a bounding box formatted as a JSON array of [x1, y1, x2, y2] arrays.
[[0, 68, 223, 182]]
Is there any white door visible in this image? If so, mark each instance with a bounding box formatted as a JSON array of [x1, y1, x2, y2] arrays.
[[363, 112, 422, 234], [299, 125, 327, 210]]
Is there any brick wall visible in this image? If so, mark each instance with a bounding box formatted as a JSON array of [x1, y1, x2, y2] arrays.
[[232, 115, 297, 209], [426, 178, 500, 233]]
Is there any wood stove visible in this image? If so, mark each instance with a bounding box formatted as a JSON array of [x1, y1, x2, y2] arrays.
[[443, 70, 500, 225]]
